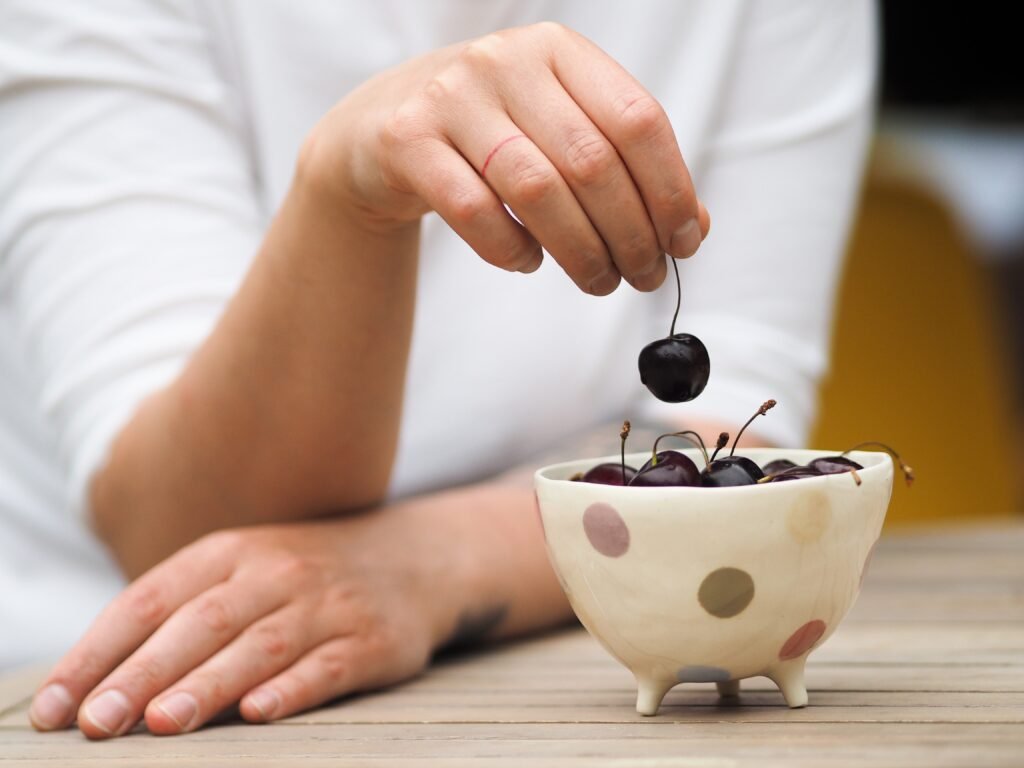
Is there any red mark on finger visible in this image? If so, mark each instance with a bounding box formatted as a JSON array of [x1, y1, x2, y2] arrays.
[[480, 134, 527, 177]]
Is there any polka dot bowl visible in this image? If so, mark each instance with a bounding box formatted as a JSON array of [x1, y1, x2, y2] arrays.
[[534, 448, 892, 715]]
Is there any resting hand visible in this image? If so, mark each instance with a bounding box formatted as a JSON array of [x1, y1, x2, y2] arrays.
[[308, 22, 710, 294], [29, 509, 468, 738]]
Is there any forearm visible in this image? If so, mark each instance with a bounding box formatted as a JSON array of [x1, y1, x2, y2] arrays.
[[92, 165, 419, 577]]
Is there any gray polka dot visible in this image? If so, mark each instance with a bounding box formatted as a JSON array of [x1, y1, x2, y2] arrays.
[[677, 665, 731, 683], [582, 503, 630, 558], [698, 567, 755, 618]]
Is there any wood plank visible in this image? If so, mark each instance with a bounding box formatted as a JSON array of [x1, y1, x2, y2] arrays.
[[2, 723, 1024, 767]]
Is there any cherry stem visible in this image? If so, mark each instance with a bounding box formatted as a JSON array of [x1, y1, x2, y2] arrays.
[[842, 441, 915, 486], [730, 399, 777, 457], [668, 255, 680, 337], [620, 420, 631, 485], [709, 432, 729, 463], [651, 430, 709, 468]]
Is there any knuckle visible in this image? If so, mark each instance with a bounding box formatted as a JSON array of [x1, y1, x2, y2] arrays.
[[614, 91, 667, 143], [662, 183, 698, 220], [317, 645, 351, 685], [446, 187, 493, 227], [193, 594, 235, 635], [119, 654, 166, 696], [121, 582, 167, 629], [617, 229, 659, 268], [459, 33, 506, 69], [508, 156, 559, 205], [251, 622, 291, 659], [563, 131, 617, 187], [200, 528, 246, 559], [421, 70, 461, 106], [380, 105, 422, 151], [531, 20, 571, 42], [268, 554, 316, 586]]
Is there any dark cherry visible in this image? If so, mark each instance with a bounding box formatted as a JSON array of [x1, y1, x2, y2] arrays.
[[700, 399, 776, 487], [702, 456, 765, 487], [579, 462, 637, 486], [638, 333, 710, 403], [762, 458, 799, 475], [637, 256, 710, 403], [760, 466, 824, 483], [808, 456, 864, 475], [630, 450, 701, 487]]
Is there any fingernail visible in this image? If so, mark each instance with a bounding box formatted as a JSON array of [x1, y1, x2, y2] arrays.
[[669, 218, 701, 258], [589, 271, 620, 296], [247, 688, 281, 721], [83, 689, 131, 735], [30, 684, 74, 730], [155, 691, 198, 732]]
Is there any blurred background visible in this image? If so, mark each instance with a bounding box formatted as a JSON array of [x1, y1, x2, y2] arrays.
[[811, 2, 1024, 525]]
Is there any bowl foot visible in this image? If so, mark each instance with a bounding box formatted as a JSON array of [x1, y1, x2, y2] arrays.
[[767, 659, 808, 708], [716, 679, 740, 698], [635, 676, 674, 716]]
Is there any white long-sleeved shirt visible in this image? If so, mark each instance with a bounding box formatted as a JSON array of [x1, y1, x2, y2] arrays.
[[0, 0, 874, 668]]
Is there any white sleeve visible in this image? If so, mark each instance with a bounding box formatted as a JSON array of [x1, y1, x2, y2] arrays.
[[0, 1, 261, 519], [641, 0, 876, 446]]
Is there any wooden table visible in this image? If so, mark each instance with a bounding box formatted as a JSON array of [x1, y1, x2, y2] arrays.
[[2, 521, 1023, 767]]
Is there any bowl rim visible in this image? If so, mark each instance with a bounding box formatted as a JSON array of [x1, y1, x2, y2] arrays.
[[534, 448, 892, 494]]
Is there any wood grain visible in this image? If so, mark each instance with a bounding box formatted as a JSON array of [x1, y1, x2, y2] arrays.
[[1, 521, 1022, 767]]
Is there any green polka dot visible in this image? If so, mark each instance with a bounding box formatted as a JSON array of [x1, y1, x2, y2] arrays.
[[698, 567, 755, 618]]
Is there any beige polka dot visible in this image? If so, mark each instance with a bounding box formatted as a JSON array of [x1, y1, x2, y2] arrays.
[[698, 567, 755, 618], [787, 491, 832, 544]]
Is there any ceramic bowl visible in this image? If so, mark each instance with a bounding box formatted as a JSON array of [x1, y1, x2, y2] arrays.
[[534, 448, 892, 715]]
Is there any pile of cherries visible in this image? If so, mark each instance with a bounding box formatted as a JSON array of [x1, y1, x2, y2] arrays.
[[572, 403, 914, 488], [574, 255, 915, 489]]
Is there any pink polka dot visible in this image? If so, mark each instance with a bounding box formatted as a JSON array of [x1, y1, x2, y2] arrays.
[[582, 502, 630, 557], [779, 619, 827, 661]]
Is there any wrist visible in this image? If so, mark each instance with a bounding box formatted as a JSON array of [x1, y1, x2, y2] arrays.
[[399, 483, 573, 655], [294, 118, 422, 240]]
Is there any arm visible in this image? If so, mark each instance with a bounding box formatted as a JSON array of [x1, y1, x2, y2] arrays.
[[2, 8, 710, 578], [1, 3, 417, 577], [91, 174, 420, 577]]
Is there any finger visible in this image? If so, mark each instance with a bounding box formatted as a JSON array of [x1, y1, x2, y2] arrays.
[[144, 602, 318, 735], [29, 534, 235, 732], [382, 126, 543, 274], [457, 118, 620, 295], [74, 574, 290, 739], [504, 67, 665, 291], [238, 635, 424, 723], [549, 29, 708, 259]]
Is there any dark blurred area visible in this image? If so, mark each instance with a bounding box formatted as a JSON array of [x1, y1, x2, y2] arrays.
[[812, 2, 1024, 524], [881, 2, 1022, 119]]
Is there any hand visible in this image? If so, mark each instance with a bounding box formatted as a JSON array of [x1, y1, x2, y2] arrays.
[[308, 22, 711, 295], [29, 509, 467, 738]]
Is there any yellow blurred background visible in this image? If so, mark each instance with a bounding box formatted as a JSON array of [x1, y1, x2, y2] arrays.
[[812, 152, 1022, 525]]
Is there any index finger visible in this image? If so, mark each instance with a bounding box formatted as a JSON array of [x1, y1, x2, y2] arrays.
[[29, 535, 234, 731], [546, 26, 709, 259]]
